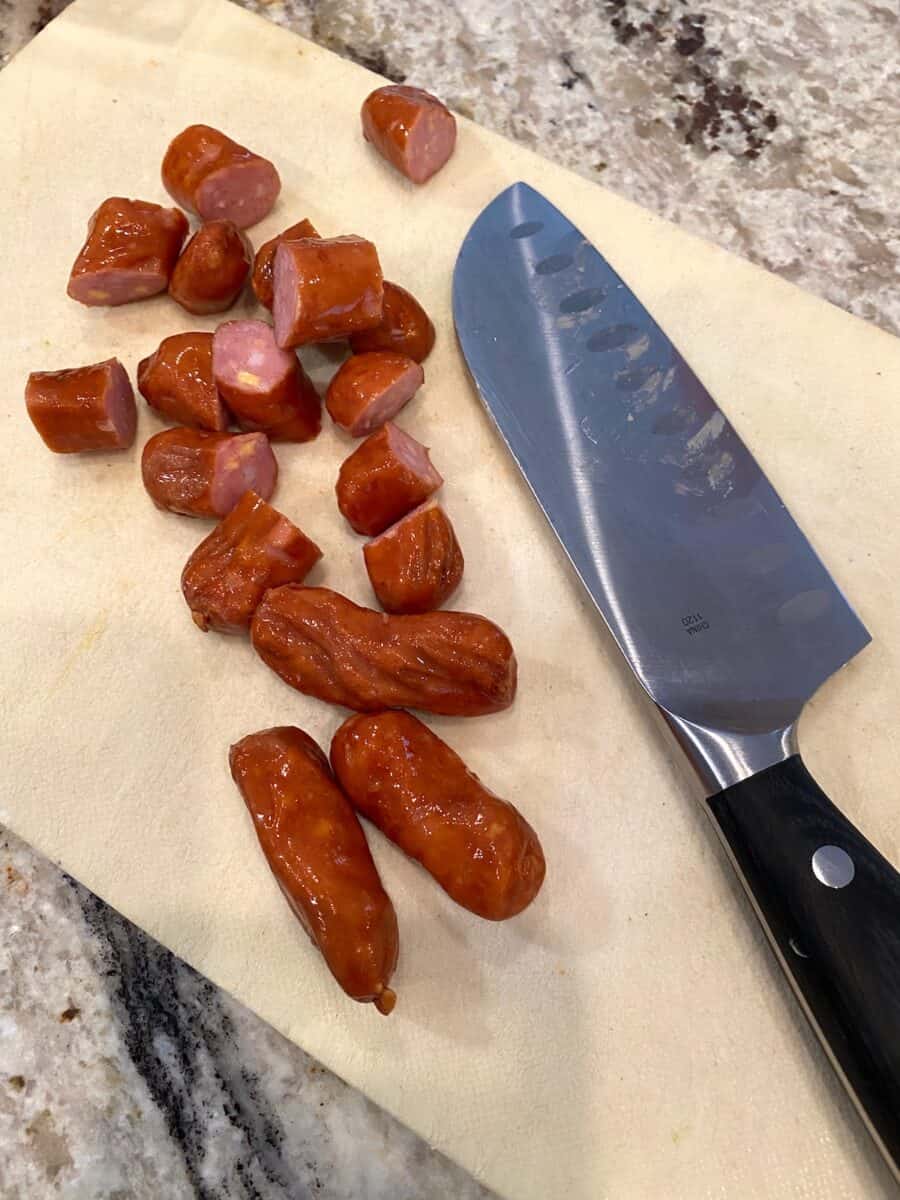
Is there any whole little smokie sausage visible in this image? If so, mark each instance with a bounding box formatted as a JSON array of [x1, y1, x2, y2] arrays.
[[137, 332, 230, 431], [336, 422, 441, 536], [348, 281, 435, 363], [251, 218, 319, 309], [229, 726, 398, 1015], [141, 427, 277, 518], [182, 490, 322, 633], [162, 125, 281, 229], [326, 351, 424, 438], [272, 236, 383, 349], [67, 197, 188, 307], [26, 359, 137, 453], [213, 320, 321, 443], [251, 585, 517, 717], [169, 220, 252, 315], [364, 502, 463, 614], [331, 711, 545, 920], [361, 86, 457, 184]]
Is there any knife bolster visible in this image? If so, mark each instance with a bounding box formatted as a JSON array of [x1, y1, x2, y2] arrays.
[[660, 707, 799, 794]]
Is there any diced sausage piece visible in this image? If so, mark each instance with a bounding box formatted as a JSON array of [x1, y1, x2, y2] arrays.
[[168, 220, 252, 315], [141, 427, 276, 517], [251, 586, 517, 716], [336, 422, 441, 536], [272, 236, 383, 349], [212, 319, 321, 443], [361, 86, 457, 185], [348, 281, 435, 363], [137, 332, 230, 431], [251, 219, 319, 309], [331, 711, 545, 920], [364, 503, 463, 613], [161, 124, 281, 229], [182, 490, 322, 633], [26, 359, 137, 453], [230, 726, 398, 1014], [326, 352, 424, 438], [67, 197, 188, 307]]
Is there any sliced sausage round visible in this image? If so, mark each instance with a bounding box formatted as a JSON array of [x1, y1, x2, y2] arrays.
[[212, 319, 321, 443], [336, 422, 441, 536], [348, 281, 435, 363], [326, 351, 424, 438], [182, 490, 322, 633], [331, 711, 545, 920], [162, 124, 281, 229], [141, 427, 277, 517], [251, 218, 319, 309], [26, 359, 137, 453], [67, 197, 188, 307], [230, 726, 398, 1014], [137, 332, 230, 431], [272, 236, 383, 349], [168, 220, 252, 315], [364, 502, 463, 613], [361, 86, 457, 184]]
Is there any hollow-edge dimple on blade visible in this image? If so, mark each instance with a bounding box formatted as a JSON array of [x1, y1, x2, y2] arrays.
[[453, 182, 870, 741]]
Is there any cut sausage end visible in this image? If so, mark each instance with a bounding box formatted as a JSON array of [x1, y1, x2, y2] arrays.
[[405, 108, 458, 184], [209, 433, 278, 514], [386, 423, 442, 488], [196, 160, 281, 229], [272, 244, 300, 348], [326, 352, 425, 438], [67, 267, 168, 307], [214, 319, 295, 394]]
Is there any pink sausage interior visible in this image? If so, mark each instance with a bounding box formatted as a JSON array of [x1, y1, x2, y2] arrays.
[[67, 268, 168, 307], [386, 423, 442, 489], [196, 160, 281, 230], [209, 433, 278, 515], [104, 361, 139, 447], [271, 245, 299, 349], [405, 107, 457, 184], [213, 319, 295, 395], [349, 361, 425, 436]]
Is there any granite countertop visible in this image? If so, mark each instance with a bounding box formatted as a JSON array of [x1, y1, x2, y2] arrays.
[[2, 2, 898, 1197]]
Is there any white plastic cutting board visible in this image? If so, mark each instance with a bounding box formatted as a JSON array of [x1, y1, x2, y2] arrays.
[[2, 1, 900, 1196]]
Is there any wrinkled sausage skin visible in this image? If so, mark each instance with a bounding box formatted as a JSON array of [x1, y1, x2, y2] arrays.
[[26, 359, 137, 453], [361, 86, 457, 184], [364, 503, 463, 614], [252, 219, 319, 309], [67, 197, 188, 307], [182, 490, 322, 633], [251, 585, 517, 717], [168, 220, 252, 315], [162, 125, 281, 229], [331, 711, 545, 920], [229, 726, 398, 1014], [348, 281, 435, 363], [141, 427, 277, 517], [272, 236, 383, 349], [336, 422, 442, 536], [137, 332, 230, 431], [326, 351, 424, 438]]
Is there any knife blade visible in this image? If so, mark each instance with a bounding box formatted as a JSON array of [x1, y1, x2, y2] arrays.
[[453, 181, 900, 1180]]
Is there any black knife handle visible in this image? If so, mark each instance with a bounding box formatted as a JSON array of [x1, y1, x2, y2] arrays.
[[707, 755, 900, 1177]]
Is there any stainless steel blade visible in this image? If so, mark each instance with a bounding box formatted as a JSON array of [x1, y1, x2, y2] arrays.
[[452, 182, 870, 792]]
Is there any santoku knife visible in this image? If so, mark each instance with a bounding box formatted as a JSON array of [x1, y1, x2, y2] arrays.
[[453, 181, 900, 1179]]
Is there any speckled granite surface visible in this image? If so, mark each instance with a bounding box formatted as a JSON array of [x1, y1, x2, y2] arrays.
[[2, 1, 898, 1197]]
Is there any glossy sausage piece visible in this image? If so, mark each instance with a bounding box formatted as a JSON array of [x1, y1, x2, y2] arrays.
[[26, 359, 137, 453], [169, 220, 252, 315], [212, 320, 321, 443], [331, 711, 545, 920], [137, 332, 230, 431], [361, 86, 457, 184], [336, 422, 441, 536], [141, 428, 277, 518], [230, 726, 398, 1014], [162, 125, 281, 229], [251, 218, 319, 309], [348, 281, 435, 363], [67, 197, 188, 307], [326, 352, 424, 438], [251, 585, 517, 716], [272, 236, 383, 349], [182, 490, 322, 633], [364, 502, 463, 614]]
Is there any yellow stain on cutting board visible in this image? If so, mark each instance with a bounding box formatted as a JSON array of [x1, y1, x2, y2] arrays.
[[51, 611, 109, 693]]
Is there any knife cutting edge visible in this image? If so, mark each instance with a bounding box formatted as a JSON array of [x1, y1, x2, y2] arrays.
[[453, 181, 900, 1180]]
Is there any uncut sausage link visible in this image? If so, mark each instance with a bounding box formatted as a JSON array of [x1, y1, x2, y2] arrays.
[[26, 359, 137, 453], [230, 726, 398, 1014], [162, 124, 281, 229], [141, 427, 277, 517], [137, 332, 230, 431]]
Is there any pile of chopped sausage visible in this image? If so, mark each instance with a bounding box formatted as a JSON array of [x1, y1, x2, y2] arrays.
[[25, 87, 544, 1018]]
